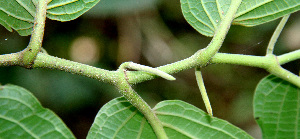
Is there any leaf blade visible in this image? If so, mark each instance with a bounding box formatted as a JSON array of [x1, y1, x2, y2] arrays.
[[46, 0, 100, 21], [0, 84, 75, 138], [88, 97, 253, 139], [254, 75, 300, 138], [180, 0, 300, 37], [0, 0, 100, 36], [0, 0, 35, 36], [234, 0, 300, 26]]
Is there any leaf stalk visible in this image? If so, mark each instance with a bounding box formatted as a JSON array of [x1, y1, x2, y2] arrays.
[[266, 14, 290, 55], [195, 68, 213, 116]]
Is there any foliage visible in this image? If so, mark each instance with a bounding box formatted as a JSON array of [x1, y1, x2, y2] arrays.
[[254, 75, 300, 139], [0, 0, 100, 36], [0, 84, 75, 138], [181, 0, 300, 36], [87, 97, 252, 139], [0, 0, 300, 138]]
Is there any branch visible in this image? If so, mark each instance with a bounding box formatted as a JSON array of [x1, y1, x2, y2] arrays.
[[21, 0, 49, 68], [208, 53, 300, 87], [0, 52, 22, 66], [117, 63, 168, 139], [123, 51, 300, 85], [33, 53, 117, 84], [278, 49, 300, 65], [125, 0, 243, 84]]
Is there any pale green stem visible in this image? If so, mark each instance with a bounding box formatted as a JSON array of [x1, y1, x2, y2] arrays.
[[117, 63, 168, 139], [21, 0, 49, 68], [204, 0, 243, 56], [33, 53, 117, 84], [277, 49, 300, 65], [126, 0, 243, 84], [211, 53, 267, 67], [1, 49, 300, 87], [263, 55, 300, 88], [195, 68, 213, 116], [211, 53, 300, 88], [125, 62, 175, 80], [266, 14, 290, 55], [0, 52, 22, 66]]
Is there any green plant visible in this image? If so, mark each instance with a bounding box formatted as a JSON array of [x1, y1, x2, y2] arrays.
[[0, 0, 300, 138]]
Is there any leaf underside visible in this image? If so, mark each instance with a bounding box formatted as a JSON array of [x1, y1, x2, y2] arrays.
[[254, 75, 300, 139], [181, 0, 300, 37], [0, 0, 100, 36], [87, 97, 253, 139], [0, 84, 75, 138]]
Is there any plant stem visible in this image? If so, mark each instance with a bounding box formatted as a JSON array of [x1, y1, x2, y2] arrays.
[[211, 53, 267, 67], [21, 0, 49, 68], [195, 68, 213, 116], [0, 52, 22, 66], [212, 53, 300, 87], [33, 53, 117, 84], [126, 0, 243, 84], [117, 63, 168, 139], [3, 48, 298, 87], [263, 55, 300, 88], [277, 49, 300, 65], [204, 0, 243, 57], [266, 14, 290, 55]]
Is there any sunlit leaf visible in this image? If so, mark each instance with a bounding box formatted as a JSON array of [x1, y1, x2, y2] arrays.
[[181, 0, 300, 37], [254, 75, 300, 138], [0, 84, 75, 138], [0, 0, 100, 36], [87, 97, 253, 138]]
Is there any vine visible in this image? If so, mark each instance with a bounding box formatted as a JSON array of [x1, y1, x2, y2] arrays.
[[0, 0, 300, 138]]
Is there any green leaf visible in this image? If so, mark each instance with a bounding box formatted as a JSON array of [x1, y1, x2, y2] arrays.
[[0, 0, 35, 36], [88, 97, 253, 139], [254, 75, 300, 139], [0, 84, 75, 138], [0, 0, 100, 36], [46, 0, 100, 21], [181, 0, 300, 37]]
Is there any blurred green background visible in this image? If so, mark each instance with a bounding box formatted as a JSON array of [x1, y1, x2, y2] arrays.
[[1, 0, 300, 138]]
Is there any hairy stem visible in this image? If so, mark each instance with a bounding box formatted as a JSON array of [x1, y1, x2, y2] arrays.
[[117, 63, 168, 139], [21, 0, 49, 68], [126, 0, 243, 84], [204, 0, 243, 57], [33, 53, 117, 84], [2, 49, 299, 87], [0, 52, 21, 66], [266, 14, 290, 55]]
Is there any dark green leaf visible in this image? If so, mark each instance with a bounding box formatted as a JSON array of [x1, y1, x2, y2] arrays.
[[254, 75, 300, 138], [88, 97, 253, 138], [0, 84, 75, 138], [0, 0, 100, 36], [181, 0, 300, 37]]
